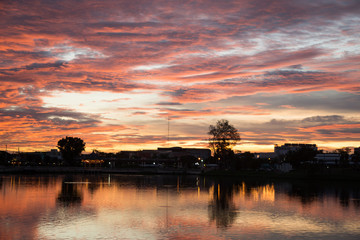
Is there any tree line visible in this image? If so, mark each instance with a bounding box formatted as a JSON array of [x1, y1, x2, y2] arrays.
[[2, 119, 359, 169]]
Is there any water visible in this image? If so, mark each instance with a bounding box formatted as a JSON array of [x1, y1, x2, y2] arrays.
[[1, 174, 360, 239]]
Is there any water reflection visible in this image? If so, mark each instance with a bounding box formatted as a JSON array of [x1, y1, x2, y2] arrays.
[[1, 174, 360, 239], [286, 180, 360, 210]]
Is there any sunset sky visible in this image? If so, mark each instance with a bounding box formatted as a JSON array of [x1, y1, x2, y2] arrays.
[[1, 0, 360, 153]]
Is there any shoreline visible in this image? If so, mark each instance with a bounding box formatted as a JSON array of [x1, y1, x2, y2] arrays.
[[0, 166, 203, 175], [1, 166, 360, 181]]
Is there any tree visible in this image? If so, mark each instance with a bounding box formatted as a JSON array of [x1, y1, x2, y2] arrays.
[[57, 136, 85, 166], [208, 120, 240, 167], [335, 147, 351, 166]]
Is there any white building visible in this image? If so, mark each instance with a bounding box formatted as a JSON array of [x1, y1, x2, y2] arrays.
[[315, 153, 340, 165]]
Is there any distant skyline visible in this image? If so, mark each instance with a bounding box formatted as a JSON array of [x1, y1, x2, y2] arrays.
[[1, 0, 360, 153]]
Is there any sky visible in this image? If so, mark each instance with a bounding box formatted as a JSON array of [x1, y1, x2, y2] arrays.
[[1, 0, 360, 153]]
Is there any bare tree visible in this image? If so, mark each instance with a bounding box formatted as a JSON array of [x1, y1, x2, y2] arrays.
[[208, 120, 240, 163]]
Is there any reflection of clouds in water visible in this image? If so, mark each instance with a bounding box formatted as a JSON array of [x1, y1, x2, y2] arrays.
[[2, 175, 360, 239], [250, 211, 360, 238], [0, 175, 62, 240], [38, 208, 159, 240], [233, 211, 344, 235]]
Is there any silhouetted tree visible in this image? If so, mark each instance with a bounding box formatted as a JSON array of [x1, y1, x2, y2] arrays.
[[208, 120, 240, 168], [335, 147, 351, 166], [57, 136, 85, 166]]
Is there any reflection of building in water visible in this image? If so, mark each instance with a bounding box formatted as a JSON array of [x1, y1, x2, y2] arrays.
[[209, 182, 275, 204], [237, 182, 275, 202]]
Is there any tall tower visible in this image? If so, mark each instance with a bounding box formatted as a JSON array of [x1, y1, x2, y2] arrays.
[[167, 116, 170, 145]]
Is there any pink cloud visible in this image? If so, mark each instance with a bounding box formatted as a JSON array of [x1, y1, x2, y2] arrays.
[[0, 0, 359, 151]]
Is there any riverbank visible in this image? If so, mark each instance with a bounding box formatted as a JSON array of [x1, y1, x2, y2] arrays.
[[0, 166, 203, 175], [1, 166, 360, 181]]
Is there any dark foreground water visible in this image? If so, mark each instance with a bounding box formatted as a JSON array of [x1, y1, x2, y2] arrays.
[[1, 174, 360, 239]]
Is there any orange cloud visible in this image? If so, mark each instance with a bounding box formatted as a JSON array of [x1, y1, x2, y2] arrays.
[[1, 0, 359, 151]]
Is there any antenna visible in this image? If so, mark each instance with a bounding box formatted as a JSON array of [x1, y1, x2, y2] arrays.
[[167, 116, 170, 145]]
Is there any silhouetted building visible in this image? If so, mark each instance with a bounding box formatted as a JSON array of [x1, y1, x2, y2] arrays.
[[157, 147, 211, 160], [255, 152, 277, 160], [81, 151, 105, 167], [16, 149, 62, 165], [112, 147, 210, 168], [275, 143, 317, 157], [355, 147, 360, 155], [45, 149, 62, 161]]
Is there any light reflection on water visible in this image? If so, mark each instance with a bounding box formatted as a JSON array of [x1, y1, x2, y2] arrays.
[[1, 174, 360, 239]]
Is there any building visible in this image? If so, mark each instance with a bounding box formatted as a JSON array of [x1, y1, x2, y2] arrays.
[[275, 143, 317, 157], [157, 147, 211, 161], [315, 153, 341, 165], [354, 147, 360, 155], [13, 149, 62, 166], [45, 149, 62, 161], [351, 147, 360, 163], [111, 147, 211, 168], [255, 152, 277, 161]]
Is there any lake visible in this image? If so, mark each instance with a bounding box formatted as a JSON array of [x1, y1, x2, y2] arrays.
[[1, 174, 360, 239]]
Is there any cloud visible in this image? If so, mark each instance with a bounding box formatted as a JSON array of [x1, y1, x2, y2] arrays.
[[234, 115, 360, 147], [1, 61, 67, 73], [0, 106, 100, 126], [1, 0, 359, 151], [155, 101, 182, 106], [216, 90, 360, 113]]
